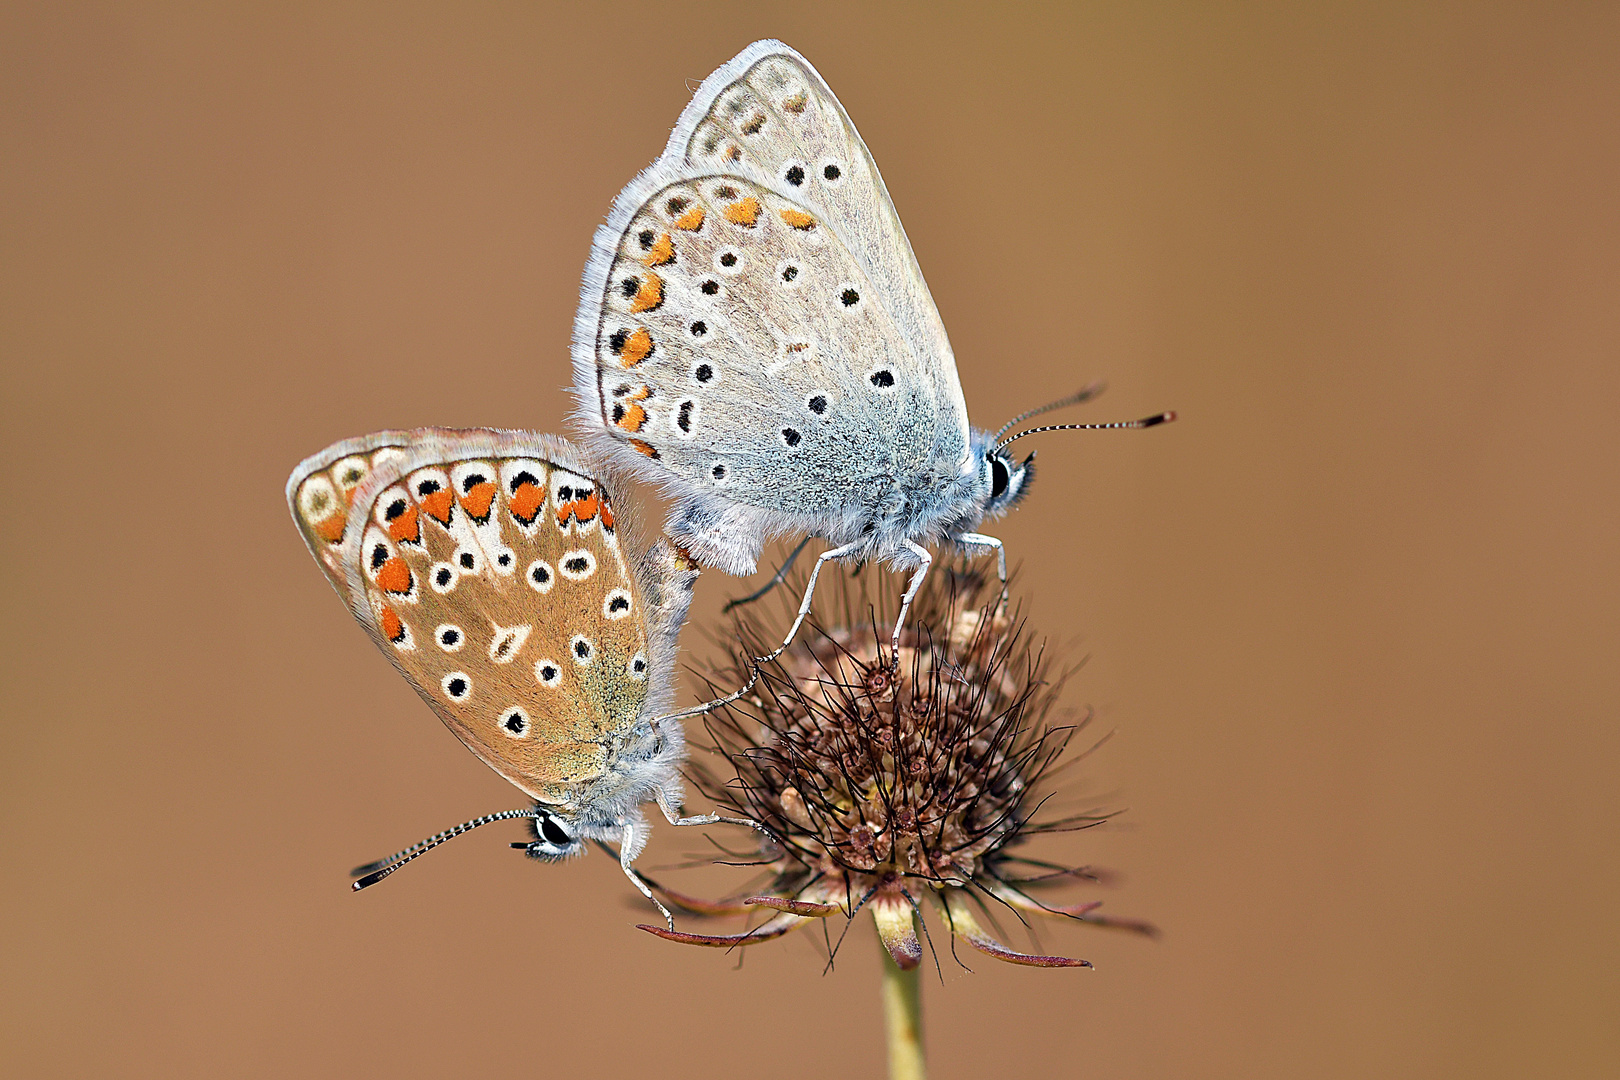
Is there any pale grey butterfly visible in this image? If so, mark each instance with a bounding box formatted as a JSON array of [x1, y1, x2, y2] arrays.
[[287, 428, 755, 926], [570, 40, 1174, 667]]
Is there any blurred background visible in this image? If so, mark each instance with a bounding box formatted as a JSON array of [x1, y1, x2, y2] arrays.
[[4, 3, 1617, 1077]]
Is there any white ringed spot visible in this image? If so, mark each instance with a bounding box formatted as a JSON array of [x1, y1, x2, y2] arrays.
[[434, 624, 465, 652]]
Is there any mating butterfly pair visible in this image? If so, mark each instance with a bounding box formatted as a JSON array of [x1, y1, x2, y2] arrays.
[[289, 41, 1172, 922]]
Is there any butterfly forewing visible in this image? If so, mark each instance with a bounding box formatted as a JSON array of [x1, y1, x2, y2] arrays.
[[577, 42, 970, 537], [298, 430, 653, 804]]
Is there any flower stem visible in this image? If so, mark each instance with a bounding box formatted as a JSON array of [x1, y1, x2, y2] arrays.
[[880, 938, 925, 1080]]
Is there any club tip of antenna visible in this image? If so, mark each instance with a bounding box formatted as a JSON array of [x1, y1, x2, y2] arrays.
[[351, 869, 389, 892], [1147, 411, 1176, 426]]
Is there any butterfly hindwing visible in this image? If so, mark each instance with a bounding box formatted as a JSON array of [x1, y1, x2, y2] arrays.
[[294, 429, 657, 804]]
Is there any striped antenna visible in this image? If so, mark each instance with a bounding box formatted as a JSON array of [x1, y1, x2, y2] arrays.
[[350, 807, 539, 892], [996, 411, 1176, 453]]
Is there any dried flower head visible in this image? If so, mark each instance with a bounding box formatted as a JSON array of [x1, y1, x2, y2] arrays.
[[642, 569, 1155, 970]]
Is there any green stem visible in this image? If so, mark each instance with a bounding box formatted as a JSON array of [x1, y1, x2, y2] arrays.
[[880, 941, 925, 1080]]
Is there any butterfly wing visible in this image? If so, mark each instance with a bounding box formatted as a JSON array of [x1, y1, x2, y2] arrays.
[[571, 41, 970, 572], [288, 428, 683, 806]]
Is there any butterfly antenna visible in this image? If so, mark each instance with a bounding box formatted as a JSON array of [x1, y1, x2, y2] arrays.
[[350, 808, 539, 892], [991, 382, 1108, 442], [995, 411, 1177, 453]]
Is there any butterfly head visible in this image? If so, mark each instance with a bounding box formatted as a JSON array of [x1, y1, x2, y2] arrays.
[[977, 437, 1037, 521]]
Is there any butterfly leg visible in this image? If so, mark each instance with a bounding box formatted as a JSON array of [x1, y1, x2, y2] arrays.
[[655, 789, 777, 844], [753, 541, 862, 667], [954, 531, 1008, 612], [722, 535, 812, 614], [618, 823, 676, 930], [891, 540, 935, 672]]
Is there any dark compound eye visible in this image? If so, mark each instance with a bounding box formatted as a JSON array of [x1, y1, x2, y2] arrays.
[[695, 363, 713, 382], [539, 814, 570, 847], [823, 163, 841, 181], [990, 456, 1010, 500], [785, 164, 804, 185], [870, 370, 895, 388], [808, 394, 828, 414]]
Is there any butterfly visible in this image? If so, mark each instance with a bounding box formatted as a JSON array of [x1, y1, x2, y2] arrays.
[[569, 39, 1173, 669], [286, 427, 749, 926]]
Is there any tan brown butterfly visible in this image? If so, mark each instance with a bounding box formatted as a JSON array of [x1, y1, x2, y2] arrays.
[[287, 427, 747, 925]]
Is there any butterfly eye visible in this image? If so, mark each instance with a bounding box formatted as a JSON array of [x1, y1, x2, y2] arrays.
[[989, 456, 1010, 500], [537, 812, 571, 848]]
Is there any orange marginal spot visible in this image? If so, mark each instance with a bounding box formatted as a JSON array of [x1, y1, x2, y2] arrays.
[[421, 489, 454, 526], [625, 385, 651, 401], [620, 328, 654, 366], [380, 605, 406, 644], [782, 92, 807, 114], [643, 233, 675, 266], [599, 499, 615, 530], [575, 491, 600, 523], [723, 145, 742, 162], [724, 196, 761, 227], [616, 402, 648, 432], [509, 481, 544, 525], [459, 481, 496, 521], [314, 511, 347, 544], [387, 504, 420, 544], [555, 499, 574, 527], [673, 206, 705, 231], [630, 438, 659, 459], [780, 208, 815, 230], [376, 556, 413, 594], [629, 274, 664, 314]]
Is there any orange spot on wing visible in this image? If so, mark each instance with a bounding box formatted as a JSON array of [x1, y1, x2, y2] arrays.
[[724, 196, 761, 227], [630, 439, 659, 458], [509, 481, 544, 525], [380, 606, 405, 643], [421, 489, 454, 525], [779, 208, 815, 230], [376, 556, 413, 594], [673, 206, 705, 231], [387, 504, 419, 544], [629, 274, 664, 313], [599, 500, 615, 530], [620, 328, 653, 366], [576, 491, 599, 523], [782, 92, 807, 114], [314, 512, 347, 544], [625, 385, 651, 401], [643, 233, 674, 266], [616, 402, 648, 432], [459, 481, 496, 520]]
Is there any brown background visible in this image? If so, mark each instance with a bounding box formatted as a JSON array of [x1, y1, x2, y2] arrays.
[[4, 3, 1617, 1078]]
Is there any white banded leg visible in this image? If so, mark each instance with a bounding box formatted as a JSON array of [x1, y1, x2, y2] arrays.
[[753, 541, 861, 667], [954, 531, 1008, 612], [618, 822, 675, 930], [656, 790, 777, 844], [890, 540, 935, 671]]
